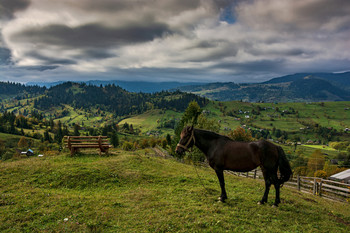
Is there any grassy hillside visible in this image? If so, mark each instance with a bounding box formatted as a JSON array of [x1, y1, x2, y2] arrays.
[[119, 101, 349, 142], [0, 151, 349, 232], [119, 109, 181, 136]]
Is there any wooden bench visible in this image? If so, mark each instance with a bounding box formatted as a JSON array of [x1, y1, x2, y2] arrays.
[[64, 136, 112, 156]]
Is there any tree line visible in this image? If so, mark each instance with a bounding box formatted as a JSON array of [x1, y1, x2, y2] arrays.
[[34, 82, 209, 116]]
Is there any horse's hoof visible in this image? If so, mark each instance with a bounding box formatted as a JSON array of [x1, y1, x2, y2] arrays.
[[257, 201, 264, 205], [272, 204, 278, 208], [218, 197, 226, 203]]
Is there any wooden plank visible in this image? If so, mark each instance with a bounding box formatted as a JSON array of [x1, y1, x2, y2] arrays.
[[321, 188, 350, 197], [322, 183, 350, 193], [322, 179, 350, 187], [71, 145, 111, 149], [64, 136, 108, 138], [68, 138, 109, 141], [69, 143, 110, 145]]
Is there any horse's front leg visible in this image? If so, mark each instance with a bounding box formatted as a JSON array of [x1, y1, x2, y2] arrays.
[[215, 169, 227, 202]]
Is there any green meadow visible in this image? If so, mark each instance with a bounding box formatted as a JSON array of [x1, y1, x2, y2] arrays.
[[0, 150, 349, 232]]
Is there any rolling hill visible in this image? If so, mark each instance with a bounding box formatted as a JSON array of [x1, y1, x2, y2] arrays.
[[0, 150, 349, 232], [175, 72, 350, 102], [26, 80, 205, 93], [32, 82, 208, 116]]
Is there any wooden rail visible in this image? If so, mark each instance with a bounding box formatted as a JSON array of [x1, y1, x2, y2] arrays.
[[229, 170, 350, 202], [63, 136, 111, 156]]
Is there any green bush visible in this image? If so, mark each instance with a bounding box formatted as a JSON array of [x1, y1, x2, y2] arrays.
[[122, 141, 134, 151], [1, 151, 14, 161]]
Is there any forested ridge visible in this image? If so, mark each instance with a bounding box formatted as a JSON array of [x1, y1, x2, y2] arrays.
[[0, 81, 45, 98], [33, 82, 209, 115]]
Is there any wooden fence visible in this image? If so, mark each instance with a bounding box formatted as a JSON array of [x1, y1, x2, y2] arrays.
[[227, 169, 350, 202]]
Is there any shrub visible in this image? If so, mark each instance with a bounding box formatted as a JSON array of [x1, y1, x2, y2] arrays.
[[293, 166, 308, 176], [161, 139, 167, 149], [122, 141, 134, 151], [314, 170, 327, 178], [140, 139, 150, 149], [1, 151, 14, 161], [228, 127, 253, 142]]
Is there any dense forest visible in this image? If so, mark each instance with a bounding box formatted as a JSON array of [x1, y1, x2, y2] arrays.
[[0, 81, 45, 98], [33, 82, 209, 115]]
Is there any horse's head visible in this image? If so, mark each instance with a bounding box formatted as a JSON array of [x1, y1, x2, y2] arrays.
[[176, 125, 195, 155]]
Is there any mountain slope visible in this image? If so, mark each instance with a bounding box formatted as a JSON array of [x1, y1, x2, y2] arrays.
[[265, 72, 350, 90], [176, 73, 350, 102]]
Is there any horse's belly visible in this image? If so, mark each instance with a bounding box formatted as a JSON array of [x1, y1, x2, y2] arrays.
[[225, 154, 260, 172]]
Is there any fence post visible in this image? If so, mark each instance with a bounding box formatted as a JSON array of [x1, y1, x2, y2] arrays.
[[319, 179, 323, 196], [246, 172, 249, 177], [297, 175, 300, 191], [254, 170, 257, 179], [313, 178, 317, 195]]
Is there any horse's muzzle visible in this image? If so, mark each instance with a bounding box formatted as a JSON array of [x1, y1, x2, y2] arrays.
[[175, 146, 185, 155]]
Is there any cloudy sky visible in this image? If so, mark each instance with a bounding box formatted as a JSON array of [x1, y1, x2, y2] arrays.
[[0, 0, 349, 83]]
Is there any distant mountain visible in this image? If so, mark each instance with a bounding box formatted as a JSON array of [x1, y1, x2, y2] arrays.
[[264, 72, 350, 90], [175, 72, 350, 102], [27, 80, 205, 93]]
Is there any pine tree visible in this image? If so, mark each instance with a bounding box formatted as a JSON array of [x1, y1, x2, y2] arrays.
[[111, 132, 119, 148], [74, 124, 80, 136]]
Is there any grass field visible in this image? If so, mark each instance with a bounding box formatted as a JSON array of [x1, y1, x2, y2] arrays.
[[119, 109, 181, 136], [118, 101, 350, 143], [0, 150, 349, 232]]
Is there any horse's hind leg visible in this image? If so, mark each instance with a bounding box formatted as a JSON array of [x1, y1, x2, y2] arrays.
[[259, 178, 271, 205], [271, 173, 281, 207], [258, 168, 271, 205], [215, 169, 227, 202], [273, 182, 281, 207]]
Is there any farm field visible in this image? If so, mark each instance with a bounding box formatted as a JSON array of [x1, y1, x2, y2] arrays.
[[0, 150, 349, 232], [118, 109, 181, 136], [119, 101, 350, 142]]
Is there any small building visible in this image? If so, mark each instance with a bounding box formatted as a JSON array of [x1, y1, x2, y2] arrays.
[[329, 169, 350, 184], [21, 149, 34, 156]]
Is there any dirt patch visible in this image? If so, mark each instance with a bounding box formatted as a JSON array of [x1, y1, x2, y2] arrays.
[[328, 212, 350, 227], [302, 197, 317, 203]]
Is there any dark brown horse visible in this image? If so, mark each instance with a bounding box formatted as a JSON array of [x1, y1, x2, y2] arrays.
[[176, 126, 292, 206]]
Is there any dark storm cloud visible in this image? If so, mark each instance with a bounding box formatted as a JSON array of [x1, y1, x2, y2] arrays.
[[24, 65, 59, 71], [0, 47, 11, 64], [0, 0, 30, 20], [11, 22, 172, 49], [25, 51, 77, 65], [79, 49, 115, 60], [80, 0, 202, 14], [212, 59, 286, 73]]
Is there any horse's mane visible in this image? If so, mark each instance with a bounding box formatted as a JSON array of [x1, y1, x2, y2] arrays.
[[195, 128, 232, 141]]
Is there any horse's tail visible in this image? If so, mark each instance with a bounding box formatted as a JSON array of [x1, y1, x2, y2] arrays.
[[277, 146, 293, 186]]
